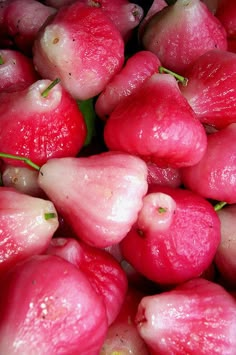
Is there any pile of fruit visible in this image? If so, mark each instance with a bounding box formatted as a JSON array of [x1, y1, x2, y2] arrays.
[[0, 0, 236, 353]]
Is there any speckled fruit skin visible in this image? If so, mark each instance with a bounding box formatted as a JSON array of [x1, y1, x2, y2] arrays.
[[0, 255, 108, 354], [104, 73, 207, 169], [121, 185, 221, 285], [0, 79, 87, 167], [135, 278, 236, 354], [33, 2, 125, 100]]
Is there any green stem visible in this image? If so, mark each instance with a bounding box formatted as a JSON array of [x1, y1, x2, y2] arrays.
[[214, 201, 227, 211], [44, 212, 57, 220], [41, 78, 61, 98], [0, 55, 4, 65], [0, 152, 41, 171], [159, 66, 188, 86]]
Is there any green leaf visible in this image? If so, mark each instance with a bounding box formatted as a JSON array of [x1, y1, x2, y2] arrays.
[[77, 98, 97, 146]]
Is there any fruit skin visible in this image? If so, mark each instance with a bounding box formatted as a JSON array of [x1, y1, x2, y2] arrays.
[[181, 123, 236, 204], [0, 186, 58, 275], [215, 0, 236, 39], [0, 79, 87, 167], [104, 73, 207, 169], [95, 50, 161, 120], [0, 254, 108, 354], [121, 185, 221, 285], [33, 2, 125, 100], [138, 0, 168, 36], [215, 204, 236, 288], [1, 164, 43, 197], [141, 0, 227, 74], [0, 49, 39, 93], [100, 287, 150, 355], [135, 278, 236, 354], [37, 151, 148, 248], [78, 0, 144, 42], [46, 237, 128, 325], [3, 0, 57, 55], [180, 49, 236, 129], [146, 161, 182, 188]]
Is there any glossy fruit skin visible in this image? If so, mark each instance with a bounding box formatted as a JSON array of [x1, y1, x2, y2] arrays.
[[181, 123, 236, 204], [135, 278, 236, 354], [0, 49, 39, 93], [33, 2, 125, 100], [95, 50, 161, 120], [104, 73, 207, 169], [37, 151, 148, 248], [141, 0, 227, 74], [0, 79, 87, 166], [121, 185, 221, 285], [0, 254, 108, 354], [180, 49, 236, 129], [0, 186, 58, 275], [46, 237, 128, 325]]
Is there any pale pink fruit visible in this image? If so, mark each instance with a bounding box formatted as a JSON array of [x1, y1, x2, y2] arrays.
[[38, 151, 148, 248], [181, 123, 236, 204], [121, 185, 221, 285], [135, 278, 236, 354], [141, 0, 227, 74], [0, 49, 39, 93], [0, 254, 108, 354], [95, 50, 161, 120], [0, 186, 58, 274], [33, 2, 124, 100], [46, 237, 128, 325]]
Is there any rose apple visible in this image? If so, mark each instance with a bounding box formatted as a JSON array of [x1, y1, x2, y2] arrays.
[[136, 278, 236, 354], [0, 186, 58, 275], [104, 73, 207, 169], [121, 185, 221, 285], [141, 0, 227, 74], [0, 79, 87, 166], [37, 151, 148, 248], [0, 49, 39, 93], [33, 2, 125, 100], [0, 254, 108, 354]]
